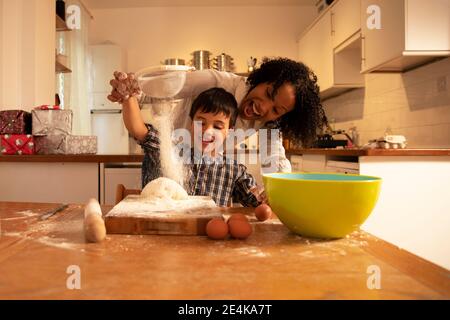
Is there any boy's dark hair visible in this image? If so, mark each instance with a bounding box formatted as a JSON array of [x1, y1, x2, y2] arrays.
[[189, 87, 238, 127], [247, 57, 328, 147]]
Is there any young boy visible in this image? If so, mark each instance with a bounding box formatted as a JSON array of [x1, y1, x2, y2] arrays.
[[124, 87, 261, 207]]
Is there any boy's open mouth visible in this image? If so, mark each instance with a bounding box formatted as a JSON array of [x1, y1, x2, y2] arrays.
[[202, 136, 215, 147], [243, 100, 262, 118]]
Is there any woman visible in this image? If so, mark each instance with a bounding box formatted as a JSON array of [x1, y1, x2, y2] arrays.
[[108, 57, 327, 175]]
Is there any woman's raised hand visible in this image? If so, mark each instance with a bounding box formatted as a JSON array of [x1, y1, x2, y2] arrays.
[[107, 71, 143, 104]]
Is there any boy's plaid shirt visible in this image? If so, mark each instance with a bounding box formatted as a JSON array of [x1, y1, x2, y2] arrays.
[[139, 123, 260, 207]]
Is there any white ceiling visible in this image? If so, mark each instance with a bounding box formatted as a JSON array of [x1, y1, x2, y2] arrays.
[[84, 0, 317, 10]]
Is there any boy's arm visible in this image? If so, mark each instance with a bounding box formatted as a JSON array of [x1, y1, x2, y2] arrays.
[[122, 96, 148, 142], [232, 165, 261, 207]]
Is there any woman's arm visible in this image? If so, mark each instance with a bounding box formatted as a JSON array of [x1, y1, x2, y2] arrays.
[[259, 128, 292, 173], [122, 96, 148, 142], [139, 69, 244, 103]]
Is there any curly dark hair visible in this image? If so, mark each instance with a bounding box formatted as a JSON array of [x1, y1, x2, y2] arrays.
[[246, 57, 328, 147]]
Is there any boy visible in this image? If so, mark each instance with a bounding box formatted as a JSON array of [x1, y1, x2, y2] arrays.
[[124, 87, 261, 207]]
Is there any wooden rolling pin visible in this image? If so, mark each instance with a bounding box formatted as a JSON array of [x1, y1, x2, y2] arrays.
[[84, 198, 106, 243]]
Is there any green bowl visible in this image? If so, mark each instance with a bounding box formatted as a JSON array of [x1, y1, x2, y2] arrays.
[[262, 172, 382, 239]]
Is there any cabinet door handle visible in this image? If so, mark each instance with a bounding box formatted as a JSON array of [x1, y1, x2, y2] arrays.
[[361, 36, 366, 69], [330, 12, 335, 36]]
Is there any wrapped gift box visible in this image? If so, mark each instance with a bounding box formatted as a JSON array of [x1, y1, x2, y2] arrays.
[[34, 135, 97, 155], [0, 110, 32, 134], [32, 109, 72, 136], [0, 134, 34, 155]]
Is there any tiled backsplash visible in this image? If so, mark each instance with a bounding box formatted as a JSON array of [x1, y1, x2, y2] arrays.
[[323, 57, 450, 148]]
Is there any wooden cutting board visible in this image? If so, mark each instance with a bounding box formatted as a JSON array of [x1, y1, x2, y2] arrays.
[[104, 195, 222, 236]]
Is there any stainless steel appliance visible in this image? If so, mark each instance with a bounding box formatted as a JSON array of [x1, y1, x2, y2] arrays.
[[213, 53, 235, 72], [162, 58, 185, 66], [191, 50, 212, 70]]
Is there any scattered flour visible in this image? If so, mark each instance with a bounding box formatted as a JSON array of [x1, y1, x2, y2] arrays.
[[234, 246, 270, 258], [16, 210, 39, 217], [107, 195, 217, 218]]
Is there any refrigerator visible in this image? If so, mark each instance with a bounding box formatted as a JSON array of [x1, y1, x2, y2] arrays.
[[89, 44, 129, 154], [91, 108, 129, 155]]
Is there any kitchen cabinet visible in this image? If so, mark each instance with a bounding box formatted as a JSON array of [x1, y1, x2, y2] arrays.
[[298, 0, 364, 99], [0, 155, 144, 205], [301, 155, 326, 172], [290, 155, 303, 172], [298, 11, 334, 93], [331, 0, 361, 49], [0, 162, 98, 203], [361, 0, 450, 72], [101, 163, 142, 205]]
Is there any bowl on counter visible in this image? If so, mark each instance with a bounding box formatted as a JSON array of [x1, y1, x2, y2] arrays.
[[262, 173, 382, 239]]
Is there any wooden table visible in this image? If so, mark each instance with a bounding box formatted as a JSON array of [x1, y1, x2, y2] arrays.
[[0, 202, 448, 300]]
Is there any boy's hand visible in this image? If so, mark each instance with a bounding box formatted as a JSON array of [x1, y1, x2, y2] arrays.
[[250, 185, 268, 204], [107, 71, 143, 104]]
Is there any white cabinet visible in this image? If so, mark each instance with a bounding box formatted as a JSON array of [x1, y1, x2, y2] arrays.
[[0, 162, 99, 203], [360, 156, 450, 270], [301, 155, 326, 172], [298, 11, 334, 92], [298, 1, 364, 99], [290, 155, 303, 172], [331, 0, 361, 48], [102, 165, 142, 205], [361, 0, 450, 72]]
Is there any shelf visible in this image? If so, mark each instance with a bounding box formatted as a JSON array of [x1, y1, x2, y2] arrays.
[[56, 60, 72, 74], [56, 15, 71, 32]]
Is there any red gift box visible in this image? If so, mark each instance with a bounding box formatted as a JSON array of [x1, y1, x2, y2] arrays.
[[0, 134, 35, 155], [0, 110, 32, 134], [34, 105, 62, 110]]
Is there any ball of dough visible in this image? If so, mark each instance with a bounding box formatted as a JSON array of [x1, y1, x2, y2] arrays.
[[141, 177, 188, 200]]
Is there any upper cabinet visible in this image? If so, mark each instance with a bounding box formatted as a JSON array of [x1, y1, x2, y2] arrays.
[[298, 11, 334, 94], [332, 0, 361, 48], [361, 0, 450, 72], [298, 0, 450, 99], [299, 0, 364, 99]]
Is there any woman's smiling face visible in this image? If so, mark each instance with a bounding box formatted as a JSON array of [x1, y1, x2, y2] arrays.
[[239, 82, 296, 123]]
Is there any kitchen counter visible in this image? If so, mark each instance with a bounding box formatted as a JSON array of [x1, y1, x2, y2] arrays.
[[287, 148, 450, 157], [0, 150, 259, 162], [0, 154, 144, 163], [0, 202, 448, 299]]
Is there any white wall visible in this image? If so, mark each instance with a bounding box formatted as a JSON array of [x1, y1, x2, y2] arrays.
[[0, 0, 55, 111], [322, 58, 450, 148], [88, 5, 316, 73]]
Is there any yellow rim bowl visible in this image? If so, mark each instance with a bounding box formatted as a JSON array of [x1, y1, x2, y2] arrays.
[[262, 172, 382, 239]]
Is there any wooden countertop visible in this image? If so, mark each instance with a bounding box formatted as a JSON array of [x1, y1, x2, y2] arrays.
[[287, 148, 450, 157], [0, 154, 144, 163], [0, 151, 255, 163], [1, 149, 448, 163], [0, 202, 448, 300]]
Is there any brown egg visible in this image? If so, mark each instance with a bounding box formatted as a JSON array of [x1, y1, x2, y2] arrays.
[[229, 220, 253, 239], [206, 218, 229, 240], [227, 213, 248, 224], [254, 204, 273, 221]]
